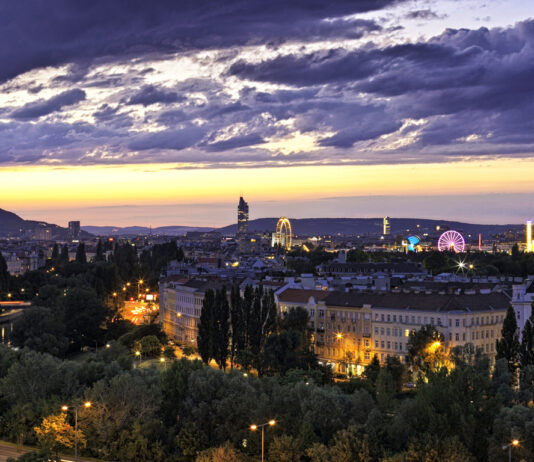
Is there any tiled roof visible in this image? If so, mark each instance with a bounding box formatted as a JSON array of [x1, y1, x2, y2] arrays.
[[323, 291, 510, 313], [278, 288, 330, 303]]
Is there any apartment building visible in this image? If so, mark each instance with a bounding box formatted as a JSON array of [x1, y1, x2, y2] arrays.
[[159, 278, 223, 345], [276, 287, 511, 375]]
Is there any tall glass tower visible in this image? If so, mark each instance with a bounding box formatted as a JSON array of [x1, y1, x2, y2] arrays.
[[237, 196, 249, 236]]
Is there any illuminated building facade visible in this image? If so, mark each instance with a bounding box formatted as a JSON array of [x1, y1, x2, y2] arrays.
[[160, 278, 223, 345], [277, 288, 510, 375], [383, 216, 390, 235], [237, 196, 249, 236]]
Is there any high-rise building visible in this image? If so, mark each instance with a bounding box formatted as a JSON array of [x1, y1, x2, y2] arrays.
[[383, 216, 390, 235], [237, 197, 249, 236], [68, 221, 81, 240], [527, 220, 533, 252]]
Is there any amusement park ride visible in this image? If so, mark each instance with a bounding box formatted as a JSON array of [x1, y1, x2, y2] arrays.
[[275, 217, 292, 251]]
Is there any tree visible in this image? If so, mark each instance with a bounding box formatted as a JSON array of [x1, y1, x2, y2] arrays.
[[10, 307, 69, 357], [34, 413, 83, 455], [196, 442, 248, 462], [62, 287, 110, 351], [59, 245, 69, 265], [50, 244, 59, 264], [0, 251, 9, 292], [520, 309, 534, 369], [75, 243, 87, 265], [213, 288, 230, 370], [407, 325, 448, 378], [198, 289, 215, 365], [496, 306, 520, 379], [363, 355, 381, 386], [137, 335, 162, 357], [95, 240, 105, 262], [268, 435, 302, 462], [230, 285, 245, 368]]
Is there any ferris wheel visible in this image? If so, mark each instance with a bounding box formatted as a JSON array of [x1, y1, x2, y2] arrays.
[[437, 230, 465, 253]]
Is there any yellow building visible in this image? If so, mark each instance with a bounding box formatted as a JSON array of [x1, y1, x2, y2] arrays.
[[277, 288, 511, 375]]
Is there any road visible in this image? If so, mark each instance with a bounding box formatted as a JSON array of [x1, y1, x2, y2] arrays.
[[0, 442, 100, 462]]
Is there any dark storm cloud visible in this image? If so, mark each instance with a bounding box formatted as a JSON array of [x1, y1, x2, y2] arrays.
[[11, 89, 86, 120], [229, 20, 534, 151], [405, 9, 443, 20], [202, 133, 265, 151], [125, 85, 186, 107], [0, 0, 400, 83]]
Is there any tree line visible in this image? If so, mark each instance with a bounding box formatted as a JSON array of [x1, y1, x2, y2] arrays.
[[197, 286, 323, 377]]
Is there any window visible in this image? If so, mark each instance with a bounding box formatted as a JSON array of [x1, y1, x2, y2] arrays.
[[462, 333, 466, 341], [319, 310, 324, 317], [364, 339, 369, 347], [364, 313, 370, 320], [399, 315, 403, 323], [386, 328, 391, 336], [364, 351, 370, 360], [380, 328, 385, 335], [310, 309, 315, 317], [393, 315, 397, 322], [431, 317, 434, 325], [455, 333, 459, 341], [381, 341, 385, 348], [375, 314, 379, 320], [375, 341, 378, 348], [412, 316, 415, 323], [387, 341, 391, 349], [374, 327, 379, 335], [381, 314, 385, 321], [399, 343, 403, 351], [417, 316, 421, 324], [449, 333, 452, 341], [405, 329, 410, 337], [517, 311, 521, 320], [455, 319, 460, 327], [394, 342, 398, 350]]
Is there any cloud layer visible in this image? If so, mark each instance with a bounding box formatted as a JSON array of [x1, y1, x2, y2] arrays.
[[1, 1, 534, 169]]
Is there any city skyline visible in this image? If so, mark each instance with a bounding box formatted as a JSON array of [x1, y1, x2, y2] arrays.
[[1, 1, 534, 225]]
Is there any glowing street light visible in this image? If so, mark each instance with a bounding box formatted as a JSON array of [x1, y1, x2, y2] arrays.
[[250, 420, 276, 462], [503, 439, 519, 462], [60, 401, 92, 461]]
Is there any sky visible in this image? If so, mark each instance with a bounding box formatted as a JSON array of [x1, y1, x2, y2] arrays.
[[1, 0, 534, 227]]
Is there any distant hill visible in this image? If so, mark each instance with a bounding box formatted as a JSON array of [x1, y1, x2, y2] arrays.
[[0, 208, 91, 239], [82, 225, 214, 236], [217, 217, 522, 239]]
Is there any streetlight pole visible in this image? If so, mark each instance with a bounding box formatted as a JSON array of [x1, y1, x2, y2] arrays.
[[502, 439, 519, 462], [61, 401, 91, 462], [250, 420, 276, 462]]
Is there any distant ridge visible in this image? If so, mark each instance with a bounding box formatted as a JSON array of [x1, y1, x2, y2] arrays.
[[216, 217, 522, 238], [82, 225, 214, 236], [0, 208, 91, 238]]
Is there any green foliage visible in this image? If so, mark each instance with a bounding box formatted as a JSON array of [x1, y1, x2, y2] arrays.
[[75, 243, 87, 265], [137, 335, 162, 357], [496, 306, 520, 380], [407, 325, 447, 378], [11, 307, 69, 357], [0, 251, 9, 292]]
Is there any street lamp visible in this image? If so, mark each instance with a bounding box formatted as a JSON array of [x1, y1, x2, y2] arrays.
[[60, 401, 92, 461], [249, 419, 276, 462], [502, 439, 519, 462]]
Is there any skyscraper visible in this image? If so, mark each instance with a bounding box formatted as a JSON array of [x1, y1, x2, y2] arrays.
[[383, 216, 390, 235], [237, 197, 249, 236], [68, 221, 81, 240]]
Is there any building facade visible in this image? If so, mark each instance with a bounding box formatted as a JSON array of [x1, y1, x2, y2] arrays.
[[237, 197, 249, 236], [276, 287, 511, 375]]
